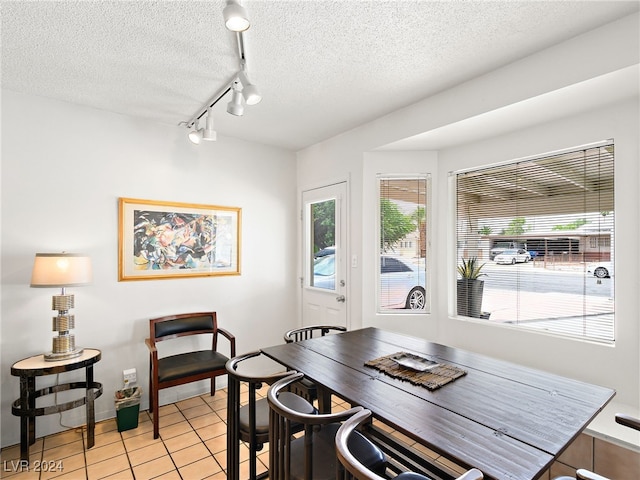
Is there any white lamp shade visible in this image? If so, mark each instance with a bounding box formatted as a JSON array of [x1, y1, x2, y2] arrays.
[[223, 1, 250, 32], [242, 84, 262, 105], [188, 129, 203, 144], [30, 253, 92, 287]]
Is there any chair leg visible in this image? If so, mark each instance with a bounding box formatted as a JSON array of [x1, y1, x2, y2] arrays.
[[148, 368, 154, 414], [152, 382, 159, 439], [211, 375, 216, 396], [318, 387, 332, 414]]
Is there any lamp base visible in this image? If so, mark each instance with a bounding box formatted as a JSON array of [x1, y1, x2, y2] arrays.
[[44, 348, 84, 362]]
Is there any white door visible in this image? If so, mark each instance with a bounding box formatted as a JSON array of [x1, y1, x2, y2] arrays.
[[301, 182, 348, 328]]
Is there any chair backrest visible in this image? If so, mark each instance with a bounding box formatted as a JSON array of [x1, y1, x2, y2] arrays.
[[335, 409, 386, 480], [226, 351, 307, 480], [226, 350, 296, 385], [336, 409, 484, 480], [284, 325, 347, 343], [149, 311, 217, 344], [268, 372, 364, 480]]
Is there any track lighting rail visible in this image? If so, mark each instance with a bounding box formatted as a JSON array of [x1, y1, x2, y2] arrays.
[[181, 1, 260, 144], [183, 71, 238, 129]]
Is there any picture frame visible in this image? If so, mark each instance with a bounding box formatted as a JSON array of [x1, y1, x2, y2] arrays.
[[118, 197, 241, 281]]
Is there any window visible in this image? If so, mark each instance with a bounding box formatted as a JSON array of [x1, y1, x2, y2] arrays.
[[455, 142, 614, 343], [378, 175, 430, 312], [309, 199, 335, 290]]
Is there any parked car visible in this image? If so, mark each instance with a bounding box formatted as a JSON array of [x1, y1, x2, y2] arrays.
[[314, 246, 335, 258], [313, 253, 336, 289], [313, 254, 426, 309], [494, 249, 531, 265], [489, 241, 527, 260], [380, 256, 426, 310], [587, 261, 613, 278]]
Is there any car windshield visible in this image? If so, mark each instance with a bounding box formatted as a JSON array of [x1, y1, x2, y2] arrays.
[[313, 254, 335, 276], [501, 250, 518, 254]]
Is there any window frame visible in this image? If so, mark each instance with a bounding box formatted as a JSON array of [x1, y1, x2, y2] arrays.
[[376, 174, 432, 314], [451, 140, 614, 343]]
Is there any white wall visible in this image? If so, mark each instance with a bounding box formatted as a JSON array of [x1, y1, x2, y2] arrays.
[[0, 91, 298, 448], [297, 13, 639, 446]]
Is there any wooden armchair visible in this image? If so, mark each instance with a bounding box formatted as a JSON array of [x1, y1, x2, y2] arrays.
[[145, 311, 235, 438]]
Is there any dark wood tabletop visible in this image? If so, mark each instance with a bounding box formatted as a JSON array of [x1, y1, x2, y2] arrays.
[[261, 327, 615, 480]]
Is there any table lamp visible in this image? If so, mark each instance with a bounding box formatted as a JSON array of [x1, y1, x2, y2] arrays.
[[30, 253, 93, 361]]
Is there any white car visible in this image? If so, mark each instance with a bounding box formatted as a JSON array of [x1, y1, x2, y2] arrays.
[[587, 261, 613, 278], [313, 255, 426, 309], [494, 249, 531, 265]]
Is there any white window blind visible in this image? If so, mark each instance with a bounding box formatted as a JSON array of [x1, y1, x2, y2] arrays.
[[378, 176, 430, 313], [455, 142, 614, 343]]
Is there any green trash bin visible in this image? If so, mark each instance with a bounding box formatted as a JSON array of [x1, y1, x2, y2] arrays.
[[115, 387, 142, 432]]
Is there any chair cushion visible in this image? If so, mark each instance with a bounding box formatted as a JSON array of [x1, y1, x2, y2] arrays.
[[298, 377, 317, 390], [290, 423, 385, 480], [240, 392, 317, 436], [157, 350, 228, 383]]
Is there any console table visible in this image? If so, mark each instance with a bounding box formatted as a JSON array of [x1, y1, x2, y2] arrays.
[[11, 349, 103, 462]]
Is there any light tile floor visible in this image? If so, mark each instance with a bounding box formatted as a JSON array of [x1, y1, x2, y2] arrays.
[[1, 383, 464, 480]]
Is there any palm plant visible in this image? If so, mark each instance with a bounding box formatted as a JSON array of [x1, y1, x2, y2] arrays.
[[457, 257, 487, 280]]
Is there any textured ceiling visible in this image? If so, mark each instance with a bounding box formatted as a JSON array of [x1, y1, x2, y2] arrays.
[[2, 1, 639, 151]]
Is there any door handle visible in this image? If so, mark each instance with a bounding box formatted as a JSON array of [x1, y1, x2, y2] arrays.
[[336, 295, 346, 303]]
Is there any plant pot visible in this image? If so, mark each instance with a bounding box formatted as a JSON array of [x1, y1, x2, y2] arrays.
[[457, 279, 484, 318]]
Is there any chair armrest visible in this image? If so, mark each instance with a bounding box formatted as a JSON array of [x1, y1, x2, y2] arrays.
[[576, 469, 610, 480], [217, 327, 236, 357], [456, 468, 483, 480], [615, 413, 640, 431], [145, 338, 156, 353]]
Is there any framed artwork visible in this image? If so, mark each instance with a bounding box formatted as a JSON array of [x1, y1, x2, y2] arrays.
[[118, 197, 241, 281]]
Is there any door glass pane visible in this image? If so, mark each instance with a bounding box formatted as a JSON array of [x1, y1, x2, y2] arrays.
[[310, 199, 335, 290]]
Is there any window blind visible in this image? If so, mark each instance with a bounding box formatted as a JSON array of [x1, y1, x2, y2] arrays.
[[455, 143, 614, 342], [378, 175, 430, 312]]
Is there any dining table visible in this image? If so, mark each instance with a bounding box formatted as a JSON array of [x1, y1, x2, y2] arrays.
[[260, 327, 615, 480]]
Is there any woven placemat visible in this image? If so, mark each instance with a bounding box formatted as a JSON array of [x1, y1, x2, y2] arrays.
[[365, 352, 466, 391]]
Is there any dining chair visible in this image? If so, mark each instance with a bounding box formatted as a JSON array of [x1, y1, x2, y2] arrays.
[[226, 351, 317, 480], [268, 372, 386, 480], [145, 311, 235, 439], [553, 414, 640, 480], [283, 325, 347, 343], [283, 325, 347, 412], [335, 409, 484, 480]]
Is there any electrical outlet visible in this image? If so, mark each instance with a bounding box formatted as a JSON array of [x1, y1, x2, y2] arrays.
[[123, 368, 137, 387]]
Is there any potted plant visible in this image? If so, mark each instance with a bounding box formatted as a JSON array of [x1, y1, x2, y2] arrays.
[[456, 257, 487, 318]]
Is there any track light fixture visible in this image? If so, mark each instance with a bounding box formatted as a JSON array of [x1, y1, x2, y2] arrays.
[[227, 83, 245, 116], [202, 109, 217, 141], [188, 110, 217, 143], [238, 70, 262, 105], [223, 0, 250, 32], [188, 119, 203, 144], [182, 1, 260, 144]]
